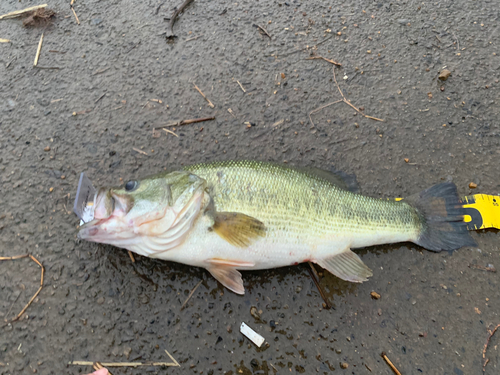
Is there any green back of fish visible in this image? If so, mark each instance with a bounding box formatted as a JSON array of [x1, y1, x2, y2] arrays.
[[184, 160, 422, 241]]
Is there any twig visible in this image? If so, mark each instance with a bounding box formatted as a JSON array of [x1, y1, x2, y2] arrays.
[[309, 67, 384, 126], [381, 352, 402, 375], [0, 254, 29, 261], [166, 0, 195, 39], [0, 254, 44, 322], [186, 34, 203, 42], [193, 84, 215, 108], [306, 55, 342, 67], [164, 116, 215, 127], [236, 80, 246, 93], [0, 38, 10, 43], [132, 147, 148, 155], [307, 262, 332, 309], [5, 291, 22, 319], [452, 32, 459, 51], [33, 33, 44, 67], [164, 349, 180, 367], [308, 100, 342, 127], [126, 41, 140, 54], [94, 362, 113, 375], [180, 279, 203, 310], [0, 4, 47, 20], [127, 251, 135, 263], [93, 67, 109, 75], [469, 264, 496, 273], [483, 323, 500, 372], [71, 6, 80, 25], [94, 93, 106, 104], [254, 24, 271, 39], [154, 1, 165, 15], [69, 349, 179, 367], [279, 35, 333, 57], [162, 128, 179, 137]]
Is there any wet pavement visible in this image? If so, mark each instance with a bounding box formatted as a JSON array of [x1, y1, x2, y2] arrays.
[[0, 0, 499, 373]]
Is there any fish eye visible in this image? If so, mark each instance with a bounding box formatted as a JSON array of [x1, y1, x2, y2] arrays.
[[125, 180, 139, 192]]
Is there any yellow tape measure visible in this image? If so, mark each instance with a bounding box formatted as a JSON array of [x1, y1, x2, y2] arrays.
[[462, 194, 500, 231], [394, 194, 500, 231]]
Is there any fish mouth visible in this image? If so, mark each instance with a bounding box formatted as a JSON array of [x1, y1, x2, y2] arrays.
[[77, 187, 133, 243]]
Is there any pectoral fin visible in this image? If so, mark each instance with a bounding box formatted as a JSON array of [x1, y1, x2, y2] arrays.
[[207, 265, 245, 295], [315, 249, 373, 283], [212, 212, 266, 247]]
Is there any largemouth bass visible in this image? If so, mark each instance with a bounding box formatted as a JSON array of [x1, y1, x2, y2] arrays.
[[78, 160, 476, 294]]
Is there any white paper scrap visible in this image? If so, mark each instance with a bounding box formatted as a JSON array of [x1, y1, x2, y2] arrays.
[[240, 322, 265, 347]]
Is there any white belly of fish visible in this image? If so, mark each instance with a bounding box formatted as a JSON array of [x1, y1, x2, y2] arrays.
[[144, 213, 361, 271]]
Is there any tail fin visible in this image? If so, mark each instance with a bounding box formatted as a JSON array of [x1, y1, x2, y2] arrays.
[[406, 183, 476, 252]]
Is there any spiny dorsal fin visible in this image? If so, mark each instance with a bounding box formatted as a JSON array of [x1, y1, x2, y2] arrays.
[[212, 212, 266, 248], [315, 249, 373, 283], [289, 165, 359, 192]]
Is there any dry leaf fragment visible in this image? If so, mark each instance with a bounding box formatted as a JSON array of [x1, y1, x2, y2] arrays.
[[438, 69, 451, 81]]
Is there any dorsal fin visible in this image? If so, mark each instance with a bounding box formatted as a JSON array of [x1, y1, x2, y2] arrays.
[[289, 165, 359, 193]]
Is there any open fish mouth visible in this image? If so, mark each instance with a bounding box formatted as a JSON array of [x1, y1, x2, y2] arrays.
[[77, 187, 134, 243]]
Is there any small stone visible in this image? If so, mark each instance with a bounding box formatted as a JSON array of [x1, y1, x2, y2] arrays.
[[250, 306, 261, 320], [427, 92, 433, 99], [97, 297, 105, 305], [335, 348, 342, 354], [44, 146, 50, 152], [370, 291, 381, 299], [440, 86, 445, 91], [281, 73, 286, 79], [469, 182, 477, 188], [340, 362, 349, 369], [49, 187, 54, 192], [61, 175, 65, 180], [438, 69, 451, 81], [404, 158, 409, 163]]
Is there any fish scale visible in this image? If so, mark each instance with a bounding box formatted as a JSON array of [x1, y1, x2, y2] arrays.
[[185, 160, 422, 249]]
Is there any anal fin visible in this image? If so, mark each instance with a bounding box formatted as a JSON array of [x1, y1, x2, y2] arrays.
[[315, 249, 373, 283]]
